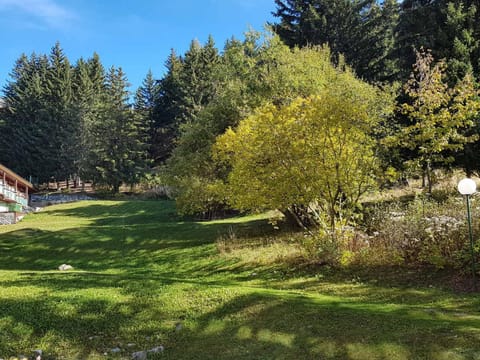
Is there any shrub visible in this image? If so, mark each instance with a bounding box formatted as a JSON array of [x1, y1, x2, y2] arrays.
[[360, 195, 476, 269], [300, 219, 356, 266]]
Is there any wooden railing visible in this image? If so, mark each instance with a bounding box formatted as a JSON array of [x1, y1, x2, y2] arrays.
[[0, 182, 28, 207], [45, 180, 93, 192]]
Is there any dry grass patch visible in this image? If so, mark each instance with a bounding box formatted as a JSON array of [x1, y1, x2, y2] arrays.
[[216, 227, 308, 267]]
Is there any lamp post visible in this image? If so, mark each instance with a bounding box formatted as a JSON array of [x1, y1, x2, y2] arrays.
[[458, 178, 477, 290]]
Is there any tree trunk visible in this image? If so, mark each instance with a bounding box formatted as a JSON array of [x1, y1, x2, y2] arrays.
[[426, 160, 432, 194], [284, 207, 308, 231], [112, 182, 120, 193]]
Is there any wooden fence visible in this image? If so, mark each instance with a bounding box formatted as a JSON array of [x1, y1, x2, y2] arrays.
[[44, 179, 94, 193]]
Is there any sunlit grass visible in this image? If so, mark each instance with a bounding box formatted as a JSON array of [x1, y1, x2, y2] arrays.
[[0, 200, 479, 359]]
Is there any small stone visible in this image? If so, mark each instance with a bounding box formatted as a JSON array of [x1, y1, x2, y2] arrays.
[[126, 343, 136, 348], [110, 347, 121, 354], [33, 349, 42, 360], [148, 346, 164, 354], [131, 351, 147, 360], [175, 322, 183, 332], [58, 264, 74, 271]]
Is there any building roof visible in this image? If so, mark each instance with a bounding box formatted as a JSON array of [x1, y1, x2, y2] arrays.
[[0, 164, 34, 189]]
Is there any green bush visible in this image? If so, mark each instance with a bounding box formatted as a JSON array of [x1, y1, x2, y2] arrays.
[[300, 219, 357, 266]]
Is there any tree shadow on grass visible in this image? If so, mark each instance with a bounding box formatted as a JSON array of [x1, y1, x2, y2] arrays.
[[1, 200, 478, 310], [162, 291, 480, 360], [0, 296, 130, 358], [0, 213, 268, 276], [38, 200, 180, 226], [1, 282, 479, 359]]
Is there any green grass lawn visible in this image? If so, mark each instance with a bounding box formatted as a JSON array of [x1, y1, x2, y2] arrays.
[[1, 200, 480, 359]]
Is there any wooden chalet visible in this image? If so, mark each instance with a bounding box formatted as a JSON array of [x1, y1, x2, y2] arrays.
[[0, 164, 33, 222]]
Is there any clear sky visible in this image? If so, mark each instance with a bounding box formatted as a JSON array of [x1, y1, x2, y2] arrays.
[[0, 0, 275, 94]]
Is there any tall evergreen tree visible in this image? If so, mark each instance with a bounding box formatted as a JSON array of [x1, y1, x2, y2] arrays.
[[134, 69, 156, 110], [134, 69, 158, 162], [1, 43, 90, 183], [438, 1, 478, 85], [271, 0, 399, 82], [152, 37, 220, 165], [72, 54, 106, 183], [355, 0, 400, 82], [45, 42, 77, 181], [2, 53, 52, 182], [152, 50, 184, 163], [89, 67, 149, 192], [177, 36, 220, 123]]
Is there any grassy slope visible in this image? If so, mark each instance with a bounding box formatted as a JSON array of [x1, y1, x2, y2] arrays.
[[0, 200, 479, 359]]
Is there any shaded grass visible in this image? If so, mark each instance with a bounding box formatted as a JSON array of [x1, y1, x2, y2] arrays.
[[0, 200, 479, 359]]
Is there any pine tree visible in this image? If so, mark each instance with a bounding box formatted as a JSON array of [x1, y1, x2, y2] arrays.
[[90, 67, 149, 192], [271, 0, 320, 48], [45, 42, 77, 181], [2, 43, 83, 183], [134, 69, 157, 162], [153, 50, 184, 163], [355, 0, 400, 82], [396, 0, 444, 81], [439, 1, 478, 85], [72, 54, 106, 184], [178, 36, 220, 123], [134, 69, 156, 110], [271, 0, 399, 82], [2, 53, 52, 182], [153, 37, 220, 164]]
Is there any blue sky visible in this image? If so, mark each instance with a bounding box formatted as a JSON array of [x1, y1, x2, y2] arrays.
[[0, 0, 275, 93]]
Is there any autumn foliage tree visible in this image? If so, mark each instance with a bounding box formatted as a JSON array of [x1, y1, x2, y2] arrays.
[[214, 79, 386, 233], [166, 36, 355, 218], [391, 49, 480, 192]]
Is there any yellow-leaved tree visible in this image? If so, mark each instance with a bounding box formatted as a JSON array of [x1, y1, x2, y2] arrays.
[[214, 79, 386, 235], [392, 49, 480, 192]]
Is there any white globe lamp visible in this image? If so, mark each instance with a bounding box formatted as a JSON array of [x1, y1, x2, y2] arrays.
[[458, 178, 477, 195]]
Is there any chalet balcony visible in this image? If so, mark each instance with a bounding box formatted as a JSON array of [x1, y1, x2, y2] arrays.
[[0, 182, 28, 207], [0, 164, 33, 213]]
